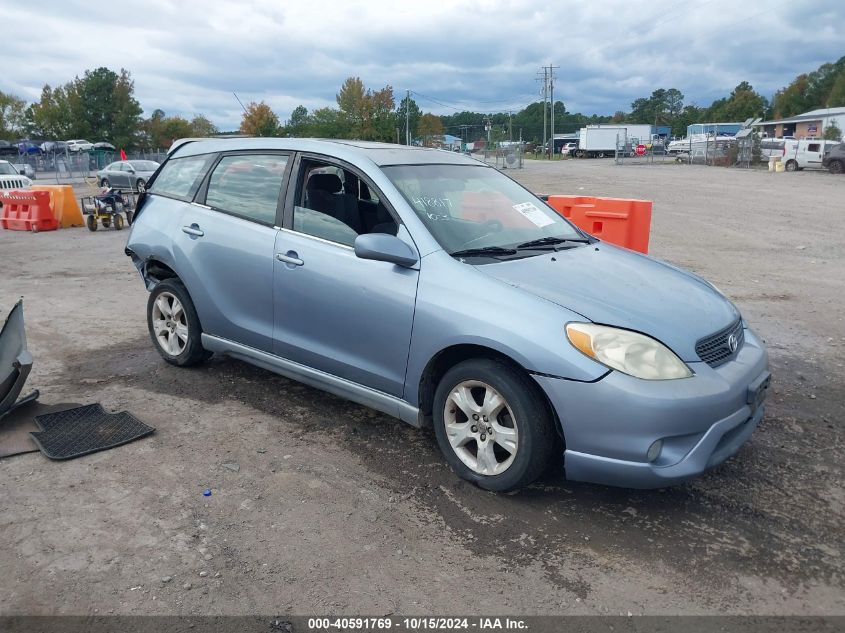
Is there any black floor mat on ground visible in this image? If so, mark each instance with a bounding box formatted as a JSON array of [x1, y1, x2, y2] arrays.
[[30, 404, 154, 460], [0, 400, 82, 458]]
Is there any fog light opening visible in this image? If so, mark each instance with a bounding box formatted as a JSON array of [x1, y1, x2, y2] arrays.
[[647, 439, 663, 463]]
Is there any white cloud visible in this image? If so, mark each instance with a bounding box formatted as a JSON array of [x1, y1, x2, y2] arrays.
[[1, 0, 842, 131]]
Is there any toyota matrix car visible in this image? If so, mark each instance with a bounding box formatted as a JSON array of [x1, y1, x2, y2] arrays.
[[125, 139, 770, 492]]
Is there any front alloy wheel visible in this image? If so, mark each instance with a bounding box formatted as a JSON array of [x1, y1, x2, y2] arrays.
[[444, 381, 519, 476], [146, 279, 210, 366], [433, 358, 556, 492]]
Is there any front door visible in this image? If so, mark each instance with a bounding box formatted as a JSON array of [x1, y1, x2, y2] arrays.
[[272, 157, 418, 396], [172, 152, 290, 352]]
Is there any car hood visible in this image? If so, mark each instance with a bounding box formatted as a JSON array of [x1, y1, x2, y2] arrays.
[[473, 244, 739, 361]]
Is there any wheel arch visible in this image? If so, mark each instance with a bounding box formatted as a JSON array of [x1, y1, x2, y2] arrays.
[[416, 343, 563, 441]]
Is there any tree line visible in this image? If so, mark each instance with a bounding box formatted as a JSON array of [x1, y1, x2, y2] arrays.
[[1, 56, 843, 149]]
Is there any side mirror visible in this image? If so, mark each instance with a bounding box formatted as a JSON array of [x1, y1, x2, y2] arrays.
[[354, 233, 418, 268]]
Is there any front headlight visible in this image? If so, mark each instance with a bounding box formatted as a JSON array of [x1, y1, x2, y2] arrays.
[[566, 323, 692, 380]]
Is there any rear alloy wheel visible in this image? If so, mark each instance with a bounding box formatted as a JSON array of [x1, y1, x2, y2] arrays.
[[785, 160, 798, 172], [136, 179, 146, 193], [100, 178, 110, 188], [433, 358, 556, 492], [829, 160, 843, 174], [147, 279, 210, 367]]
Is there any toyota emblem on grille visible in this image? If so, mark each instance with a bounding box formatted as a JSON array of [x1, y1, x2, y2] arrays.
[[727, 333, 738, 353]]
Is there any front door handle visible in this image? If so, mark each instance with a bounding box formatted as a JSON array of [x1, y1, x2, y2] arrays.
[[182, 224, 204, 237], [276, 251, 304, 266]]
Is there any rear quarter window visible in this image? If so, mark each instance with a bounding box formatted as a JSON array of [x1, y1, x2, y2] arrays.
[[149, 154, 214, 201]]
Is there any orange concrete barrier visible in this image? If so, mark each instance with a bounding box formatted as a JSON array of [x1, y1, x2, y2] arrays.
[[546, 195, 652, 254], [0, 190, 59, 232], [30, 184, 85, 228]]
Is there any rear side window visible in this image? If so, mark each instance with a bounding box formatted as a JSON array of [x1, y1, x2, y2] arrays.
[[150, 154, 213, 201], [204, 154, 288, 225]]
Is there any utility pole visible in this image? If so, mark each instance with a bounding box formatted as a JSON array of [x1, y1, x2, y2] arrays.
[[406, 89, 411, 145], [537, 67, 548, 157], [547, 64, 559, 158], [508, 111, 513, 142]]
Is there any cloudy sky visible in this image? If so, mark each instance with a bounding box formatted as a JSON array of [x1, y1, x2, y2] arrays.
[[3, 0, 843, 130]]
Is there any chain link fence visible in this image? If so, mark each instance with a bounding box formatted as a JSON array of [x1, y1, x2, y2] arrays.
[[6, 148, 167, 184], [481, 145, 525, 170]]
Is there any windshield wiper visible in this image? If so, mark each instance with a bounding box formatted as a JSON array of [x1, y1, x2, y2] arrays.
[[449, 246, 518, 258], [516, 236, 593, 249]]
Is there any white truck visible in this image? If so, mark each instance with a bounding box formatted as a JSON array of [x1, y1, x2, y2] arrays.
[[575, 125, 653, 158]]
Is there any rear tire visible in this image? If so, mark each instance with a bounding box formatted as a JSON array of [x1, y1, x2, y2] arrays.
[[113, 214, 124, 230], [136, 179, 146, 193], [100, 178, 110, 188], [432, 358, 556, 492], [785, 160, 798, 172], [147, 279, 211, 367], [829, 160, 843, 174]]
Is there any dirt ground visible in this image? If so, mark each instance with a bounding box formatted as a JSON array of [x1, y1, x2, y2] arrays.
[[1, 160, 843, 617]]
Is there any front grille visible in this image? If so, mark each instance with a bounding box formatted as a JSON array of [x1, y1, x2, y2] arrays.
[[695, 318, 744, 367]]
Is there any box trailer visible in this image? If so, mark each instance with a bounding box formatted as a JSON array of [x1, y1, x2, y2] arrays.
[[576, 125, 655, 158]]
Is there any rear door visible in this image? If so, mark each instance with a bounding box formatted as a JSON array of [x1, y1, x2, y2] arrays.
[[169, 152, 292, 352], [109, 162, 128, 187], [271, 154, 418, 396]]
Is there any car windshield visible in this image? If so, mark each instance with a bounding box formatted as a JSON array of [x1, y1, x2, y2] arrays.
[[0, 163, 17, 175], [383, 163, 584, 255], [130, 161, 160, 171]]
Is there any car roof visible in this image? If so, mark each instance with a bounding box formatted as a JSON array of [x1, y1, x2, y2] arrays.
[[169, 138, 483, 167]]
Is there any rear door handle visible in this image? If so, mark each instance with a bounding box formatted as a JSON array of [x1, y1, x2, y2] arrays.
[[182, 224, 204, 237], [276, 252, 304, 266]]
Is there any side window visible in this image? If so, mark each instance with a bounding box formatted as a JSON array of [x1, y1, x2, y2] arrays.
[[293, 162, 362, 247], [205, 154, 288, 225], [150, 154, 214, 201], [808, 143, 820, 153], [292, 161, 398, 246]]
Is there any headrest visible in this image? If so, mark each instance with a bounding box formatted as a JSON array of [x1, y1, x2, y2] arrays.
[[306, 173, 342, 193]]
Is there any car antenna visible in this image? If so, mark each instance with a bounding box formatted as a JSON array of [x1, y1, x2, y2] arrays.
[[232, 92, 248, 114]]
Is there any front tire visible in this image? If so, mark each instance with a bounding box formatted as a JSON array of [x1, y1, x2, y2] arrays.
[[432, 358, 556, 492], [100, 178, 110, 188], [829, 160, 843, 174], [136, 179, 146, 193], [147, 279, 210, 367], [86, 214, 98, 231]]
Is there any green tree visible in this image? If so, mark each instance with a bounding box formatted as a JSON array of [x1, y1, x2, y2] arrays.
[[707, 82, 768, 122], [189, 115, 218, 137], [286, 105, 311, 136], [71, 67, 143, 148], [824, 121, 842, 141], [26, 84, 75, 139], [240, 101, 280, 136], [0, 91, 26, 138], [309, 107, 344, 138], [336, 76, 367, 137]]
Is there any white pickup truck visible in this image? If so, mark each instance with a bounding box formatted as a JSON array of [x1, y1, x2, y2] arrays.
[[0, 160, 32, 190]]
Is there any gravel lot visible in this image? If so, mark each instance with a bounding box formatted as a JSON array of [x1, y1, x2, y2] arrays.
[[1, 159, 843, 616]]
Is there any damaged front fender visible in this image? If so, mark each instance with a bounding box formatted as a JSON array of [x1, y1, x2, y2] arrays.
[[0, 300, 38, 418]]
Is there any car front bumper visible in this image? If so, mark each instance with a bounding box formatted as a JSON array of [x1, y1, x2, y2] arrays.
[[533, 327, 770, 488]]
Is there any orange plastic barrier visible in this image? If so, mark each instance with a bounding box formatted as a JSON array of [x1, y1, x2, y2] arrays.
[[546, 195, 652, 254], [0, 190, 59, 232], [30, 184, 85, 228]]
